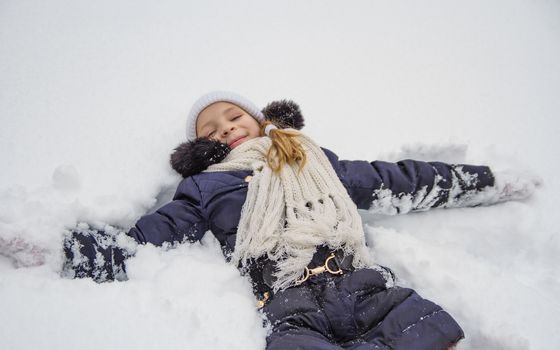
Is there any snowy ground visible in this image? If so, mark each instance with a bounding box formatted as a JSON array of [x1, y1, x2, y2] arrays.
[[1, 1, 559, 349]]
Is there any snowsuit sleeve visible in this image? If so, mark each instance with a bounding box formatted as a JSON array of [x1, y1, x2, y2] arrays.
[[321, 148, 495, 215], [62, 177, 207, 283], [126, 176, 207, 246]]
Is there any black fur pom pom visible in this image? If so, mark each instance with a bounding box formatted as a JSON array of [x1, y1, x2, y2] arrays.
[[170, 138, 230, 178], [262, 100, 305, 130]]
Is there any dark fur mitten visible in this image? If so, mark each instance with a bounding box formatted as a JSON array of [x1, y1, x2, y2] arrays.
[[170, 138, 231, 178]]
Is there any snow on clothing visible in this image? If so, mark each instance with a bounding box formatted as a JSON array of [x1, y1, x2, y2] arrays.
[[63, 147, 494, 349]]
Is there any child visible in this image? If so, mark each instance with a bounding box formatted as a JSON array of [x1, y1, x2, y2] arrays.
[[63, 91, 539, 349]]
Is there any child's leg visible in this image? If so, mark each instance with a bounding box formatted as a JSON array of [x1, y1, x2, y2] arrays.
[[263, 285, 341, 350], [357, 285, 464, 350], [267, 327, 342, 350]]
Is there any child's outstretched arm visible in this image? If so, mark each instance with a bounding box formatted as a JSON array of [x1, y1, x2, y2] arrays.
[[322, 148, 540, 215], [127, 176, 207, 245], [62, 176, 208, 282]]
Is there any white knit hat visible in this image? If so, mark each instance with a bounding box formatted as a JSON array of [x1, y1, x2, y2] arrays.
[[186, 91, 265, 141]]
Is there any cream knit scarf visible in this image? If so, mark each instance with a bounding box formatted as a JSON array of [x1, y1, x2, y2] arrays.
[[206, 133, 374, 291]]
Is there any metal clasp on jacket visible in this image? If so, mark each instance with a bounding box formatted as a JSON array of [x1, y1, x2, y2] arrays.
[[256, 291, 270, 309], [295, 253, 343, 285]]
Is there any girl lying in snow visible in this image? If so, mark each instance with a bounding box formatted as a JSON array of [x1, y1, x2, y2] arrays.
[[62, 91, 540, 350]]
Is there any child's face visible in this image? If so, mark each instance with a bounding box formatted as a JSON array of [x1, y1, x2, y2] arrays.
[[196, 102, 261, 149]]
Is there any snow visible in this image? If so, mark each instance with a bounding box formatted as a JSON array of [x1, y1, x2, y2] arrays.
[[1, 0, 559, 349]]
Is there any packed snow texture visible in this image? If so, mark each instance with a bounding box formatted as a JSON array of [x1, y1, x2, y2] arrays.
[[1, 0, 559, 349]]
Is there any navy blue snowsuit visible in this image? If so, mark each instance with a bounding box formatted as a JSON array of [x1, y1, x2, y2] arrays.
[[63, 148, 494, 349]]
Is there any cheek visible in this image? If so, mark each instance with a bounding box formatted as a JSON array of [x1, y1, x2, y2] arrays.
[[252, 124, 261, 137], [249, 121, 261, 137]]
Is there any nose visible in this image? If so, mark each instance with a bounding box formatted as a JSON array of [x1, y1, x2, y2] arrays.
[[220, 123, 236, 137]]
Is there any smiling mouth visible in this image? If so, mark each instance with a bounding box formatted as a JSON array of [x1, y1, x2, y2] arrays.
[[229, 136, 246, 148]]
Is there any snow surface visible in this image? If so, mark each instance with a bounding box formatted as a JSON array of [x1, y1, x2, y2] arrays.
[[1, 0, 559, 349]]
